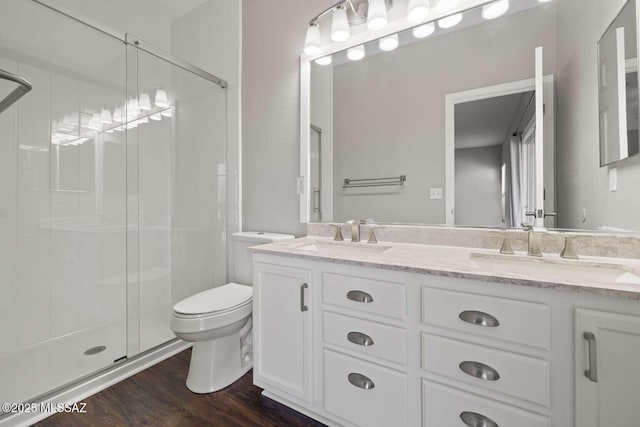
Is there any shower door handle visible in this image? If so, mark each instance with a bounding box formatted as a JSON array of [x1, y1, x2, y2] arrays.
[[0, 69, 33, 114]]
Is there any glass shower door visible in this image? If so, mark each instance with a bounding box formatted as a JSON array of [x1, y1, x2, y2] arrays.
[[125, 38, 228, 354], [0, 0, 127, 405]]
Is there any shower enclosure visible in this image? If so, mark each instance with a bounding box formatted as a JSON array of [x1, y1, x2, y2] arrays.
[[0, 0, 228, 407]]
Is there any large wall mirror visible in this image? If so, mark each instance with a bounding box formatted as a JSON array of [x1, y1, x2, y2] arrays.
[[301, 0, 640, 233]]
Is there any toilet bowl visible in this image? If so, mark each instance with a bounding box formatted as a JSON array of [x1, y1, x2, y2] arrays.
[[170, 231, 294, 393]]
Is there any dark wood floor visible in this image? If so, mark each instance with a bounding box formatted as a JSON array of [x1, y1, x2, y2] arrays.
[[37, 349, 326, 427]]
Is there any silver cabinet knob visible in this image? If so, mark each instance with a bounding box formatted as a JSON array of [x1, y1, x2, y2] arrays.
[[460, 411, 499, 427], [347, 331, 374, 347], [459, 310, 500, 327], [348, 372, 375, 390], [347, 290, 374, 303], [459, 361, 501, 381]]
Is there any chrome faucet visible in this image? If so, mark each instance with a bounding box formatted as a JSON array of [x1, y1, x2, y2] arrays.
[[346, 220, 363, 242], [522, 224, 544, 257]]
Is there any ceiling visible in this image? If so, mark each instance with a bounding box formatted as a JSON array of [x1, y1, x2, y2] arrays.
[[455, 91, 533, 150]]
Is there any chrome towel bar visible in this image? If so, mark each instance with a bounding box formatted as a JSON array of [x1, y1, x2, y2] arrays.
[[343, 175, 406, 189]]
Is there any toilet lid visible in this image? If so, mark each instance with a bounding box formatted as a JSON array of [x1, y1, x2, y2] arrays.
[[173, 283, 253, 316]]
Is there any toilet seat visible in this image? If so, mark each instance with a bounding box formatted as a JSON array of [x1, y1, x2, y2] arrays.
[[173, 283, 253, 318]]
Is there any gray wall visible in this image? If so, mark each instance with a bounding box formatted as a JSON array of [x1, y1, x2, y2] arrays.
[[330, 5, 556, 224], [455, 145, 504, 227], [556, 0, 640, 231], [242, 0, 335, 236]]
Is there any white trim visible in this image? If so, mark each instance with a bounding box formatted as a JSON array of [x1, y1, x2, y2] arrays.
[[616, 28, 630, 159], [300, 57, 311, 223], [0, 340, 191, 427], [445, 77, 540, 225], [534, 46, 545, 227]]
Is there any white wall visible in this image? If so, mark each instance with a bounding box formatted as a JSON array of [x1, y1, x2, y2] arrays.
[[556, 0, 640, 231], [329, 5, 556, 224], [242, 0, 336, 236], [455, 145, 504, 227]]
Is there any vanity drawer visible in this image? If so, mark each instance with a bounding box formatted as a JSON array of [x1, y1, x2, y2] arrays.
[[422, 287, 550, 350], [324, 349, 407, 427], [422, 334, 550, 406], [422, 380, 550, 427], [322, 272, 406, 320], [323, 311, 407, 365]]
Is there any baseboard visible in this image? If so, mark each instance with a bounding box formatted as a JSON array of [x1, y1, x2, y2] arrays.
[[0, 339, 191, 427], [261, 390, 341, 427]]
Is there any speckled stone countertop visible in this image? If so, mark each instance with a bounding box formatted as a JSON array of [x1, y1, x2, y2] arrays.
[[250, 236, 640, 300]]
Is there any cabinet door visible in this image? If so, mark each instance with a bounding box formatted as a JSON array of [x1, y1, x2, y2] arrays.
[[576, 309, 640, 427], [253, 263, 312, 402]]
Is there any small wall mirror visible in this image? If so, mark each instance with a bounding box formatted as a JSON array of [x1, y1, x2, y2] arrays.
[[599, 0, 639, 166]]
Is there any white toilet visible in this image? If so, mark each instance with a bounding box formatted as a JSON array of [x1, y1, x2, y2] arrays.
[[170, 231, 294, 393]]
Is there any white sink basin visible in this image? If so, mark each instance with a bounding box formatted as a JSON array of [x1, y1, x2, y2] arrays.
[[470, 253, 640, 285], [293, 240, 392, 256]]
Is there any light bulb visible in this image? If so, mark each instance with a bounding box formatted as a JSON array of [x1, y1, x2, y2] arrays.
[[100, 109, 112, 124], [150, 113, 162, 121], [139, 92, 152, 110], [161, 108, 173, 118], [331, 5, 350, 42], [304, 23, 321, 55], [315, 55, 333, 66], [154, 89, 169, 108], [438, 13, 462, 28], [435, 0, 458, 13], [127, 97, 140, 118], [413, 22, 435, 38], [379, 34, 399, 52], [113, 107, 123, 123], [482, 0, 509, 20], [347, 45, 365, 61], [407, 0, 430, 23], [367, 0, 388, 31]]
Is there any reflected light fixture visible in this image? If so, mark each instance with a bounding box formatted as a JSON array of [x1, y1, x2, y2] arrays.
[[438, 12, 462, 28], [331, 5, 351, 42], [315, 55, 333, 66], [150, 113, 162, 121], [482, 0, 509, 20], [139, 92, 152, 110], [161, 108, 173, 118], [407, 0, 430, 23], [413, 22, 435, 38], [379, 34, 399, 51], [100, 109, 112, 124], [113, 107, 123, 123], [367, 0, 388, 31], [154, 89, 169, 108], [347, 45, 366, 61], [304, 23, 322, 55]]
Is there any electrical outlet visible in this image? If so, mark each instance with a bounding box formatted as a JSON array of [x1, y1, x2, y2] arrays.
[[609, 168, 617, 192], [430, 188, 443, 200]]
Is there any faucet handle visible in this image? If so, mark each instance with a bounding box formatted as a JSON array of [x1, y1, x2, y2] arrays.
[[330, 224, 344, 241], [560, 236, 579, 259], [367, 227, 382, 244], [489, 231, 515, 255]]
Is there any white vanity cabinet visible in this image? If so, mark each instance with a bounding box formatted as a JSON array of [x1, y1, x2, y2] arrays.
[[252, 262, 313, 403], [252, 252, 640, 427], [575, 309, 640, 427]]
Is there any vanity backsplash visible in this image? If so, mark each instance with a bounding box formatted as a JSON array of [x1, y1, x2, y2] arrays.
[[307, 223, 640, 260]]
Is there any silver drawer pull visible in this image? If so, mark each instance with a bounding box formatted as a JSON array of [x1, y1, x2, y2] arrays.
[[459, 361, 501, 381], [459, 310, 500, 327], [346, 290, 374, 303], [583, 332, 598, 382], [460, 411, 499, 427], [347, 331, 374, 347], [300, 283, 308, 312], [348, 372, 375, 390]]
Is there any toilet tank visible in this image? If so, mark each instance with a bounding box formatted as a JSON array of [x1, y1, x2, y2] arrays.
[[230, 231, 295, 285]]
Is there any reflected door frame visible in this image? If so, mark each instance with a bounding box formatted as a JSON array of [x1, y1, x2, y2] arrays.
[[445, 75, 555, 226]]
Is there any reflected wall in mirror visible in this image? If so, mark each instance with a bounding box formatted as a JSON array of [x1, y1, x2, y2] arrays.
[[304, 0, 640, 232], [598, 0, 639, 166]]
